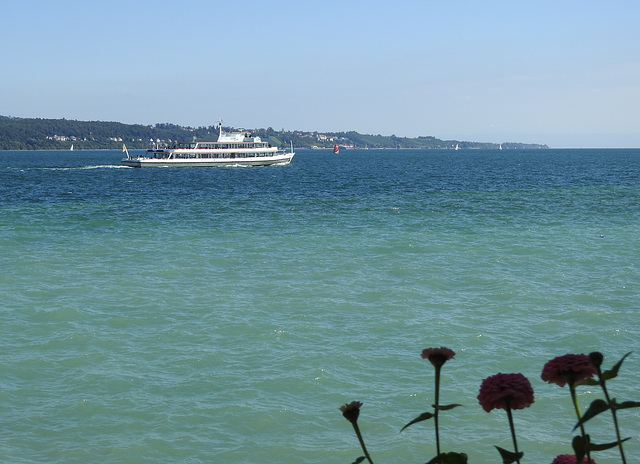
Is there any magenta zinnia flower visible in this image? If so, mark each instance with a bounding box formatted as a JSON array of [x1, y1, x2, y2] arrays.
[[477, 373, 534, 412], [550, 454, 596, 464], [421, 347, 455, 368], [541, 354, 596, 387]]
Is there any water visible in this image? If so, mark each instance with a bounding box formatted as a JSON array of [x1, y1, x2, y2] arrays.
[[1, 148, 639, 463]]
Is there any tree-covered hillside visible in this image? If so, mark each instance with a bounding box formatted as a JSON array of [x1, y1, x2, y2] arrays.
[[0, 116, 548, 150]]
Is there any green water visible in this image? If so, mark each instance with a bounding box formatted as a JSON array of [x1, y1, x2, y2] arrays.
[[1, 149, 639, 463]]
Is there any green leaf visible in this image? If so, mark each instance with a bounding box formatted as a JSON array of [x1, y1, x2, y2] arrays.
[[589, 438, 630, 451], [615, 400, 640, 410], [494, 446, 523, 464], [441, 452, 468, 464], [602, 351, 632, 381], [572, 434, 590, 463], [400, 412, 434, 432], [581, 378, 599, 386], [426, 452, 469, 464], [574, 399, 609, 430], [434, 403, 463, 411]]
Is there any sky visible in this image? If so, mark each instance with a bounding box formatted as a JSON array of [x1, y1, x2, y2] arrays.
[[2, 0, 639, 148]]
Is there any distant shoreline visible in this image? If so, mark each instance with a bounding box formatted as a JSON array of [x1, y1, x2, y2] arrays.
[[0, 115, 549, 151]]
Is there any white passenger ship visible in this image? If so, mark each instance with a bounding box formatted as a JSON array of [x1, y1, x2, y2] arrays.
[[122, 122, 295, 168]]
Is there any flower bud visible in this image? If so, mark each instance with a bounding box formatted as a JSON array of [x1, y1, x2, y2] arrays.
[[588, 352, 603, 368], [339, 401, 363, 424]]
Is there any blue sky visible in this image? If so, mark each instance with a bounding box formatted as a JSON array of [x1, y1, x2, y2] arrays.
[[3, 0, 639, 147]]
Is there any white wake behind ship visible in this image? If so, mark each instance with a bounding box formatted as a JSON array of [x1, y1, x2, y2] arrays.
[[122, 122, 294, 168]]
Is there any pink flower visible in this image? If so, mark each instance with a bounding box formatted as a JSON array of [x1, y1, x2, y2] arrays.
[[421, 347, 455, 368], [541, 354, 596, 387], [550, 454, 596, 464], [477, 373, 534, 412]]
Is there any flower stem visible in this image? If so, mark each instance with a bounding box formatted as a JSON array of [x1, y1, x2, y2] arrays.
[[569, 383, 591, 462], [595, 366, 627, 464], [505, 405, 521, 464], [352, 422, 374, 464], [434, 364, 441, 456]]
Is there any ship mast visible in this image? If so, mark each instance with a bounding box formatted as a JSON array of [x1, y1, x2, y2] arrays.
[[218, 118, 224, 139]]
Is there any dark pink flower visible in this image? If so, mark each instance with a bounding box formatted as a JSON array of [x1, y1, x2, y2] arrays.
[[550, 454, 596, 464], [421, 347, 455, 368], [541, 354, 596, 387], [477, 373, 534, 412], [339, 401, 363, 424]]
